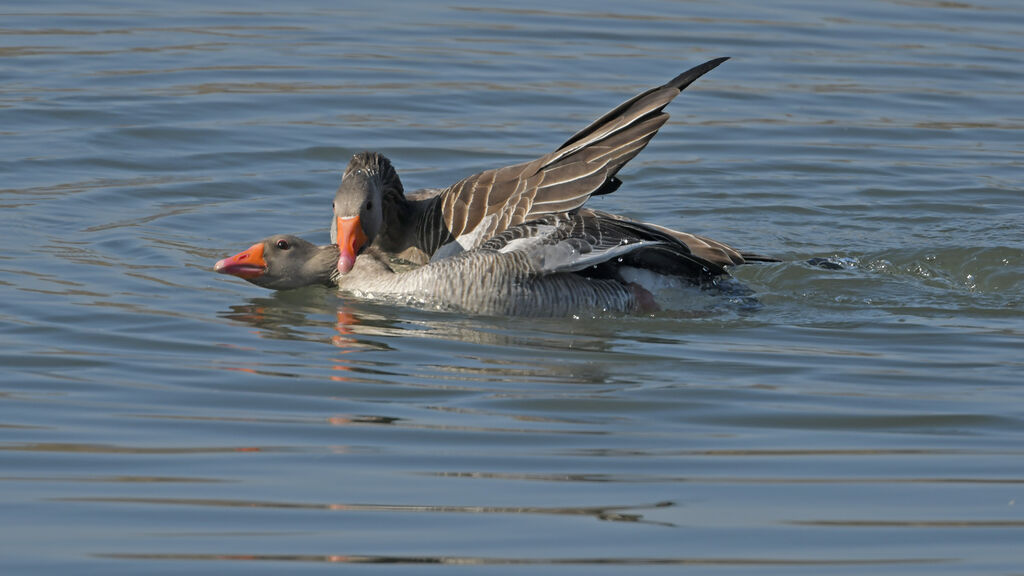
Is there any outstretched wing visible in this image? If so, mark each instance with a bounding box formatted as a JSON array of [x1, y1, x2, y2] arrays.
[[432, 57, 730, 254]]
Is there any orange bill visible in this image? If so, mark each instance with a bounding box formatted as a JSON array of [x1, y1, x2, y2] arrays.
[[214, 242, 267, 279], [335, 215, 368, 274]]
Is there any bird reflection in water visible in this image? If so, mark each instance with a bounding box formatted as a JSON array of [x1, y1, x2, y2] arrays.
[[217, 287, 636, 393]]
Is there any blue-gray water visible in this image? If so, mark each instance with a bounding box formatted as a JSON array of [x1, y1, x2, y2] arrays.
[[2, 1, 1022, 574]]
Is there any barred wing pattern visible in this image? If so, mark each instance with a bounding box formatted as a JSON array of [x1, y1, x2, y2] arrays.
[[432, 57, 730, 254]]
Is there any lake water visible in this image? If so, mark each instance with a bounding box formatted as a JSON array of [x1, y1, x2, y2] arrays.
[[2, 1, 1022, 573]]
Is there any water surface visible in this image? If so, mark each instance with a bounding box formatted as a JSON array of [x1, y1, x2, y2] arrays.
[[1, 1, 1022, 574]]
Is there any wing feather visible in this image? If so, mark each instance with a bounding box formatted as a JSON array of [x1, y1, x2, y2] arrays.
[[434, 58, 728, 251]]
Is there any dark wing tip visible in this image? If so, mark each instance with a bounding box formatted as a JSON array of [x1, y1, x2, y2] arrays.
[[591, 176, 622, 197], [666, 56, 730, 92]]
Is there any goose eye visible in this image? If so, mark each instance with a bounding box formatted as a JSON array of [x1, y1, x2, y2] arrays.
[[276, 239, 290, 250], [365, 200, 373, 211]]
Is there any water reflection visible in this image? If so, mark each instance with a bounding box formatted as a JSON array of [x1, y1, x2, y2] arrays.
[[97, 552, 946, 567], [60, 496, 676, 525], [216, 290, 634, 384], [218, 287, 354, 344]]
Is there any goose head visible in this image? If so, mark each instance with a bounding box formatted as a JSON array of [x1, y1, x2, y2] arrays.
[[215, 234, 338, 290], [331, 152, 404, 275]]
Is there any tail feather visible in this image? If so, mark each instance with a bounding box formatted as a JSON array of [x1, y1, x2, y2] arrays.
[[738, 252, 782, 263]]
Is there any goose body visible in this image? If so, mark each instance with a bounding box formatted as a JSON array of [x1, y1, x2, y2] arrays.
[[330, 58, 730, 275], [216, 209, 774, 317]]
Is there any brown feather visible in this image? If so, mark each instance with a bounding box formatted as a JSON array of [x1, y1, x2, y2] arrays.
[[335, 59, 731, 260]]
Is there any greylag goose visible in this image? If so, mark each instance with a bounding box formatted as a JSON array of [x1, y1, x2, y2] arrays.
[[331, 57, 729, 275], [215, 209, 776, 317]]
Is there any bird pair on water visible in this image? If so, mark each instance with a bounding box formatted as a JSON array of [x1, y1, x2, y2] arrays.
[[215, 57, 779, 316]]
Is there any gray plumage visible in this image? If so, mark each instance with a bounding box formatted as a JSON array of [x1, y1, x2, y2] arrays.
[[225, 207, 774, 317]]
